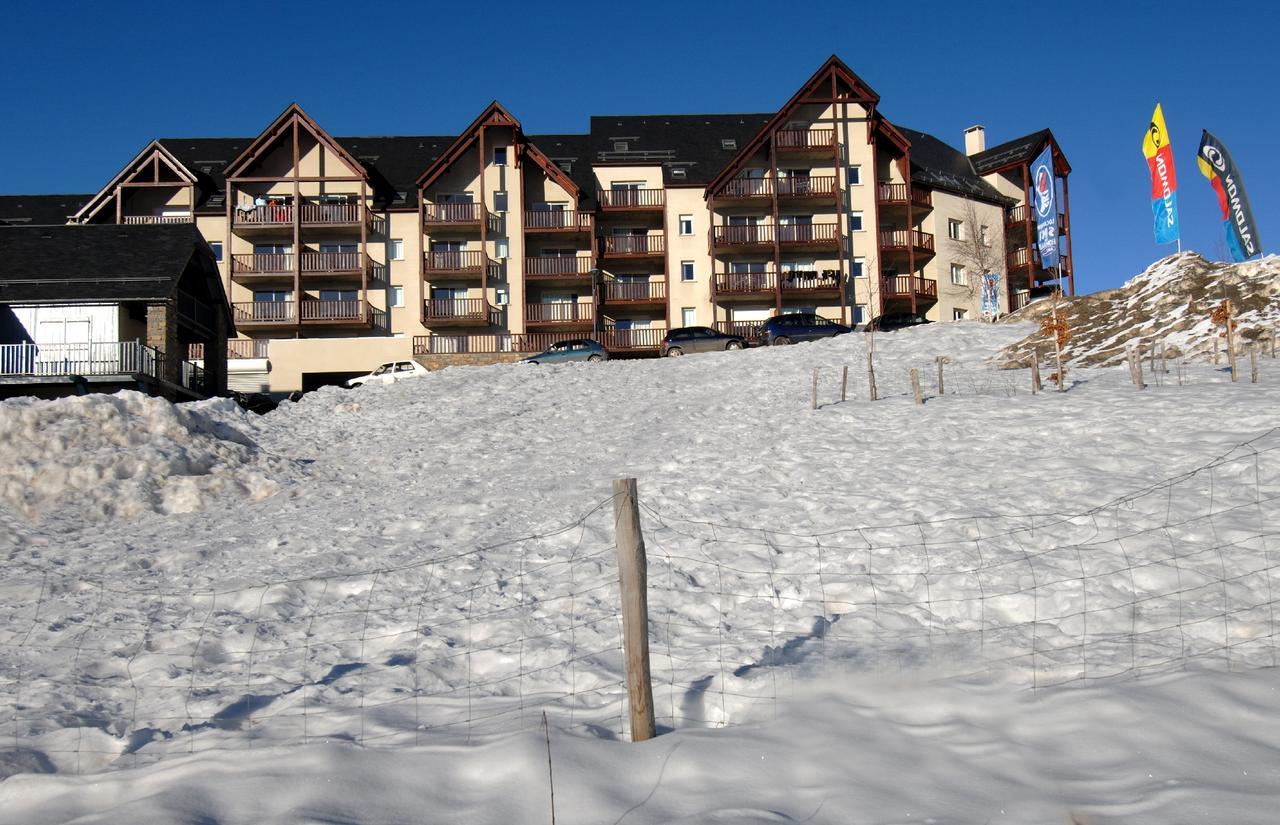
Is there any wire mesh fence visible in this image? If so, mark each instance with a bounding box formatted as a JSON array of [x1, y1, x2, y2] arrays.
[[1, 428, 1278, 774]]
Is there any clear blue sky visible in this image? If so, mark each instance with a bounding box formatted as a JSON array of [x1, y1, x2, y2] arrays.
[[0, 0, 1273, 293]]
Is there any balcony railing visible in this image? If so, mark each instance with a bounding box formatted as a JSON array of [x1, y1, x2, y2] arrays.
[[301, 251, 367, 273], [524, 303, 595, 324], [876, 182, 933, 209], [413, 332, 588, 355], [1012, 290, 1033, 311], [424, 298, 494, 323], [299, 202, 363, 224], [597, 189, 665, 210], [599, 326, 667, 351], [601, 280, 667, 302], [232, 253, 292, 275], [777, 176, 837, 198], [715, 321, 765, 340], [778, 223, 839, 245], [423, 202, 487, 224], [880, 275, 939, 300], [234, 204, 294, 226], [714, 224, 774, 246], [1007, 206, 1068, 231], [1008, 247, 1069, 270], [122, 214, 194, 225], [423, 250, 491, 274], [720, 177, 773, 198], [878, 229, 936, 253], [774, 128, 835, 151], [715, 271, 776, 294], [524, 256, 594, 278], [523, 210, 593, 232], [0, 341, 159, 378], [189, 340, 270, 360], [601, 233, 666, 256], [780, 270, 841, 291], [233, 302, 294, 323], [299, 299, 368, 322]]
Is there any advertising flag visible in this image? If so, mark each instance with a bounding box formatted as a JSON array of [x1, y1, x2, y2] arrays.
[[1031, 145, 1059, 269], [1197, 131, 1263, 261], [1142, 104, 1180, 245]]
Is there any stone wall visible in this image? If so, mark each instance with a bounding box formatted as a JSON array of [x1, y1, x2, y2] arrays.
[[413, 352, 527, 370], [145, 300, 181, 385]]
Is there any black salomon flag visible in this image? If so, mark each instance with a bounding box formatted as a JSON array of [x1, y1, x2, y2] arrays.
[[1197, 131, 1263, 261]]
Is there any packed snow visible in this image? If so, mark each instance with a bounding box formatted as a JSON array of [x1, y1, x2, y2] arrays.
[[2, 318, 1279, 824]]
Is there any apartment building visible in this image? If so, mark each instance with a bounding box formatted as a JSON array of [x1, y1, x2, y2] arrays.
[[4, 56, 1073, 393]]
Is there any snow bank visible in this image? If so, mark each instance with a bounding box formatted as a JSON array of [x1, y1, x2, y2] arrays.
[[0, 391, 287, 524]]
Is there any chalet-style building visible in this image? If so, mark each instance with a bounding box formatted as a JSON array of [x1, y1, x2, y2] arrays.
[[0, 224, 231, 400], [4, 56, 1073, 393]]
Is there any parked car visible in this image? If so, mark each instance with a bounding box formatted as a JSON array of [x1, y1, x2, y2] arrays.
[[867, 313, 931, 332], [756, 313, 852, 346], [231, 391, 278, 415], [661, 326, 746, 357], [345, 360, 430, 387], [521, 339, 608, 364]]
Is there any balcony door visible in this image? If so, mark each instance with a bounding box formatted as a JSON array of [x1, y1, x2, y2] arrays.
[[431, 240, 466, 269], [726, 214, 764, 244], [610, 181, 643, 208], [779, 214, 814, 243], [436, 193, 474, 222], [253, 290, 292, 321], [540, 292, 580, 322], [612, 226, 649, 254], [431, 287, 470, 316], [318, 243, 358, 273]]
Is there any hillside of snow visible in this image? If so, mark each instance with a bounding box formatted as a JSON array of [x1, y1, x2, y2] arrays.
[[999, 252, 1280, 367], [2, 321, 1279, 824]]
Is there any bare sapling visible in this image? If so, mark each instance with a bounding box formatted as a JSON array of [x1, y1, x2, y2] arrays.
[[865, 330, 878, 401], [1210, 299, 1238, 382], [1040, 291, 1071, 391]]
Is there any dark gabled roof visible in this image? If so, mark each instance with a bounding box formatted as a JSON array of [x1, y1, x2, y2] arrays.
[[0, 195, 91, 226], [528, 134, 596, 203], [0, 224, 218, 305], [894, 126, 1014, 206], [969, 129, 1052, 175], [589, 114, 773, 185], [337, 136, 454, 209], [157, 138, 248, 212]]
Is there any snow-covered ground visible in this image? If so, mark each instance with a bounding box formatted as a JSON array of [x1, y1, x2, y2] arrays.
[[2, 320, 1279, 823]]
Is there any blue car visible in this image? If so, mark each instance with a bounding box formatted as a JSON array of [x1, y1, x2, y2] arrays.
[[521, 339, 609, 364], [756, 313, 852, 346]]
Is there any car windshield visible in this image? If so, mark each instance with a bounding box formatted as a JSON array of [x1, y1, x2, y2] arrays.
[[372, 364, 392, 375]]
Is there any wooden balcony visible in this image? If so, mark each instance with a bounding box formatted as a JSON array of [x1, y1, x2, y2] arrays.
[[878, 228, 936, 256], [524, 302, 594, 328], [0, 341, 159, 379], [189, 340, 270, 360], [880, 275, 938, 302], [413, 332, 589, 355], [1006, 205, 1067, 232], [778, 223, 839, 247], [232, 201, 370, 233], [777, 176, 837, 199], [601, 280, 667, 304], [876, 182, 933, 210], [232, 301, 294, 327], [1008, 246, 1069, 273], [122, 214, 193, 225], [715, 320, 765, 340], [600, 233, 666, 258], [713, 224, 773, 248], [715, 270, 776, 296], [299, 201, 366, 228], [597, 189, 665, 211], [523, 210, 593, 233], [774, 128, 836, 152], [781, 270, 841, 293], [423, 250, 493, 278], [599, 326, 667, 352], [718, 177, 773, 200], [423, 202, 488, 228], [231, 252, 372, 281], [524, 255, 594, 280], [423, 298, 497, 326], [232, 300, 383, 329], [233, 204, 294, 230]]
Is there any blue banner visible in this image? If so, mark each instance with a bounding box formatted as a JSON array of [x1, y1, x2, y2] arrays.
[[982, 272, 1000, 317], [1031, 146, 1060, 269]]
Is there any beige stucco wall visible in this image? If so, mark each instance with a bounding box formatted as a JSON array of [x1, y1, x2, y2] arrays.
[[263, 336, 414, 393], [921, 190, 1008, 321]]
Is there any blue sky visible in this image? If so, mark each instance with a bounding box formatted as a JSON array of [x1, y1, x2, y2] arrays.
[[0, 0, 1272, 293]]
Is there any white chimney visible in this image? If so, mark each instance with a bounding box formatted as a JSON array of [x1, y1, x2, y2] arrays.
[[964, 125, 986, 156]]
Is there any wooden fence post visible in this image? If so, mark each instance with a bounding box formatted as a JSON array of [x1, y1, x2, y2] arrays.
[[1250, 349, 1259, 384], [1225, 308, 1238, 382], [911, 368, 923, 405], [612, 478, 656, 743], [935, 356, 945, 396], [811, 368, 819, 410], [1030, 351, 1042, 394], [840, 365, 848, 402]]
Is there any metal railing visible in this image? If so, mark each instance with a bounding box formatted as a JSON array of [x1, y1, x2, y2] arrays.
[[878, 229, 936, 252], [424, 298, 492, 322], [523, 210, 593, 231], [720, 177, 773, 198], [122, 214, 193, 225], [880, 275, 939, 299], [188, 340, 270, 360], [423, 203, 486, 223], [233, 302, 294, 323], [596, 189, 665, 209], [601, 280, 667, 302], [601, 234, 666, 255], [776, 175, 837, 198], [524, 256, 594, 277], [876, 182, 933, 209], [713, 224, 774, 246], [777, 223, 839, 244], [774, 128, 835, 150], [423, 250, 490, 273], [299, 202, 362, 224], [715, 271, 776, 293], [524, 303, 595, 324], [0, 341, 159, 378]]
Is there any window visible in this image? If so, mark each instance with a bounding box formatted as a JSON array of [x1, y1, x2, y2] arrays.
[[848, 211, 864, 232], [950, 263, 966, 285], [389, 239, 404, 261], [720, 138, 737, 150], [495, 239, 509, 259], [254, 290, 290, 302], [670, 168, 687, 180], [614, 141, 629, 152], [853, 304, 867, 324], [389, 286, 404, 308], [209, 241, 223, 262], [320, 289, 357, 301], [846, 165, 862, 186], [682, 307, 696, 326], [679, 214, 693, 235], [953, 308, 968, 321], [492, 147, 507, 166], [495, 288, 509, 306], [979, 225, 990, 246], [948, 219, 963, 241], [681, 261, 695, 282], [320, 243, 358, 254], [852, 257, 866, 277], [493, 191, 508, 212]]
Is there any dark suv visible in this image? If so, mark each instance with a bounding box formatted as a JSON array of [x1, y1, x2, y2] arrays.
[[756, 313, 852, 346], [867, 313, 931, 332], [661, 326, 746, 356]]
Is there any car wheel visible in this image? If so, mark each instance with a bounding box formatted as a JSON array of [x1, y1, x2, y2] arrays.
[[726, 340, 743, 350], [527, 360, 539, 365], [588, 354, 603, 362], [774, 336, 793, 346], [666, 347, 684, 357]]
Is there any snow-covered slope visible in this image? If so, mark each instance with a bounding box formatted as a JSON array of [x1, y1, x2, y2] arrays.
[[2, 321, 1279, 824], [999, 252, 1280, 367]]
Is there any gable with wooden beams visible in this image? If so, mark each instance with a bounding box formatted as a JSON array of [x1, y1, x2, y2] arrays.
[[223, 102, 369, 183], [75, 141, 199, 224], [705, 55, 885, 198]]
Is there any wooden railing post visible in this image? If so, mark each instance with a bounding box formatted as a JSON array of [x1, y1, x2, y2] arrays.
[[612, 478, 656, 743]]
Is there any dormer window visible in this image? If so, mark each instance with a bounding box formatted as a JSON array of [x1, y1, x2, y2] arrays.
[[671, 168, 687, 180], [614, 141, 629, 152], [721, 139, 737, 150]]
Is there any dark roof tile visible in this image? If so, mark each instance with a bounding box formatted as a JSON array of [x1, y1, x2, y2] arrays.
[[894, 125, 1015, 206], [0, 194, 92, 226], [970, 129, 1052, 175]]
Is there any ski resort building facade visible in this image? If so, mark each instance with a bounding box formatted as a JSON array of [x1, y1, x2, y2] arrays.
[[1, 56, 1073, 393]]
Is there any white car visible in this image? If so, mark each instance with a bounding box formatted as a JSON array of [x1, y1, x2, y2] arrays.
[[345, 360, 430, 387]]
